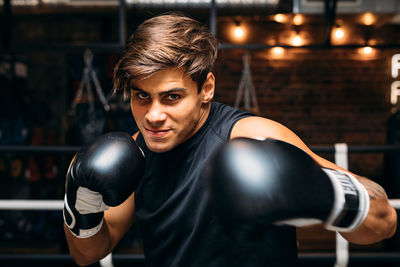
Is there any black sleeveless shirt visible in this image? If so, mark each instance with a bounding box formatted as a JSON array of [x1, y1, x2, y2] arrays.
[[135, 102, 298, 267]]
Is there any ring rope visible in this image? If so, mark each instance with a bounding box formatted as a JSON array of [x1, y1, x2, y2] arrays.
[[0, 199, 400, 210], [0, 200, 63, 210]]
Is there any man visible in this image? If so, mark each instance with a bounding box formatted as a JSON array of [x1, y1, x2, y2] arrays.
[[63, 13, 397, 266]]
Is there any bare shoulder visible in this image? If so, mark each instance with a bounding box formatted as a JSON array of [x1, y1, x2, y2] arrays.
[[231, 116, 295, 142], [231, 116, 347, 171]]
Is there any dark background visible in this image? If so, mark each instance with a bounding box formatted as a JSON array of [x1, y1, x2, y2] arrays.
[[1, 0, 400, 266]]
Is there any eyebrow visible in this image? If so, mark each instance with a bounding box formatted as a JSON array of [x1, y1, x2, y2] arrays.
[[131, 86, 187, 96]]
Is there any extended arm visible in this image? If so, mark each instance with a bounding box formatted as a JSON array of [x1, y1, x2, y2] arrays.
[[228, 116, 396, 244]]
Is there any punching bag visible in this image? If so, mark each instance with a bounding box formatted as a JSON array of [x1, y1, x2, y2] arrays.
[[384, 110, 400, 250], [385, 111, 400, 197]]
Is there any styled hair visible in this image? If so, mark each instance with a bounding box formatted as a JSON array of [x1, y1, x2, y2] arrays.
[[113, 13, 219, 97]]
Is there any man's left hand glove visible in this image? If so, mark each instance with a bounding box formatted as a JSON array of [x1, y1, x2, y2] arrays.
[[205, 137, 369, 242]]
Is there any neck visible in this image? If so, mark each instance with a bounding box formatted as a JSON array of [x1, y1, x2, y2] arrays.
[[192, 102, 212, 136]]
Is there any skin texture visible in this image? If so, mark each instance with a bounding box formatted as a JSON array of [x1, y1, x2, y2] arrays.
[[130, 67, 215, 153], [64, 68, 396, 266]]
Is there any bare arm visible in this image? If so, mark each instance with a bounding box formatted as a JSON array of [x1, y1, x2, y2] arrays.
[[232, 116, 397, 244], [65, 192, 136, 266], [340, 176, 397, 244]]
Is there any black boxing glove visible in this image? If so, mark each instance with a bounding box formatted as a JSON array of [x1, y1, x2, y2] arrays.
[[206, 137, 369, 241], [63, 132, 145, 238]]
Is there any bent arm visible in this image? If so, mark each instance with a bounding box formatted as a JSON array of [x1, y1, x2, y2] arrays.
[[65, 192, 136, 266], [231, 116, 397, 244]]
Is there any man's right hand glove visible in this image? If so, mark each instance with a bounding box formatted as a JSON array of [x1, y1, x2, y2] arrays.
[[63, 132, 145, 238]]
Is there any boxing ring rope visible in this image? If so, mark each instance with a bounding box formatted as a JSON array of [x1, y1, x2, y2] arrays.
[[0, 200, 64, 210], [1, 144, 400, 266], [1, 199, 400, 211]]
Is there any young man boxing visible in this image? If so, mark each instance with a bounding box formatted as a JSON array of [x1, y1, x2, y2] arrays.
[[63, 13, 397, 266]]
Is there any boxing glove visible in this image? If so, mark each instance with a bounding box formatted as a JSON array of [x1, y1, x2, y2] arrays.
[[63, 132, 145, 238], [206, 137, 369, 242]]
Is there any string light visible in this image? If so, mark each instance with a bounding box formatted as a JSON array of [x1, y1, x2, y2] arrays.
[[368, 39, 377, 46], [230, 20, 247, 43], [358, 46, 375, 56], [293, 14, 304, 26], [362, 46, 373, 54], [291, 33, 303, 46], [274, 14, 286, 23], [271, 47, 285, 56], [232, 21, 245, 41], [333, 25, 344, 40], [361, 12, 375, 26]]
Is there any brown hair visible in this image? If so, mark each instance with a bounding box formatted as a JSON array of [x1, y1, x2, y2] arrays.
[[113, 13, 219, 97]]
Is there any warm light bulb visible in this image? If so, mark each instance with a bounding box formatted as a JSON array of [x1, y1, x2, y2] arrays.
[[293, 14, 304, 25], [358, 46, 375, 56], [333, 26, 344, 40], [368, 39, 377, 46], [234, 26, 244, 39], [271, 47, 285, 56], [362, 46, 373, 54], [274, 14, 286, 23], [362, 12, 375, 26], [291, 34, 303, 46]]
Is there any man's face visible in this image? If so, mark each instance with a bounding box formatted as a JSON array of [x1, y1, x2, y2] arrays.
[[130, 67, 214, 153]]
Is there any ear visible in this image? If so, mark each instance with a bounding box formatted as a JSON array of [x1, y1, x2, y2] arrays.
[[201, 72, 215, 103]]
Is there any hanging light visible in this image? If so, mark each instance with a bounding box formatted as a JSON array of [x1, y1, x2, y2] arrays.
[[293, 14, 304, 26], [234, 24, 244, 39], [271, 47, 285, 56], [291, 33, 303, 46], [362, 46, 373, 54], [231, 21, 246, 42], [358, 46, 375, 56], [274, 13, 286, 23], [333, 25, 344, 40], [361, 12, 375, 26]]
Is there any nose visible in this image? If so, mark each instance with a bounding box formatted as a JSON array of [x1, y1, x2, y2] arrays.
[[145, 101, 167, 126]]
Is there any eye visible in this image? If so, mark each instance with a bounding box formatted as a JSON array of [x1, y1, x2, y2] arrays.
[[167, 94, 180, 101], [136, 92, 149, 100]]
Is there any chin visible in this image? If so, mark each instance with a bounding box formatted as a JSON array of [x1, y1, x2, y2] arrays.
[[149, 147, 169, 153], [146, 141, 175, 153]]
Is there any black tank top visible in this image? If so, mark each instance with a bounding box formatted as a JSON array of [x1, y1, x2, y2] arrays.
[[135, 102, 298, 267]]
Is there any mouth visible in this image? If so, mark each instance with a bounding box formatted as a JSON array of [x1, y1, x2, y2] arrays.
[[144, 127, 171, 138]]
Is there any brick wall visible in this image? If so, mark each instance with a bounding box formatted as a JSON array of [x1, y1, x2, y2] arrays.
[[9, 12, 400, 179], [214, 48, 399, 179]]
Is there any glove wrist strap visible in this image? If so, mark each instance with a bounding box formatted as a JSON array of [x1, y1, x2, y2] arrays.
[[63, 194, 104, 238], [323, 168, 370, 232]]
